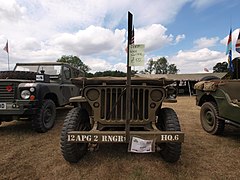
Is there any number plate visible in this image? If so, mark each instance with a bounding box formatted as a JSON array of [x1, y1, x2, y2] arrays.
[[128, 136, 155, 153], [0, 103, 6, 109]]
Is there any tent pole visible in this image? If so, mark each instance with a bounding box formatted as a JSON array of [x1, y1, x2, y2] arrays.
[[188, 81, 191, 97]]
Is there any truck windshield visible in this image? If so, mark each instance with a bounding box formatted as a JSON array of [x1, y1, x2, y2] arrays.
[[15, 65, 61, 76]]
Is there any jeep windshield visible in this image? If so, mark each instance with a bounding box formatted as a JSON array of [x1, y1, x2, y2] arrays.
[[14, 64, 61, 77]]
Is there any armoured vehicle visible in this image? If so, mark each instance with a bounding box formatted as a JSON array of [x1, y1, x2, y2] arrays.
[[194, 79, 240, 134], [60, 77, 184, 163], [0, 62, 82, 132]]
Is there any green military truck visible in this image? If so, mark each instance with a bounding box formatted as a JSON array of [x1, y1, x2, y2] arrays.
[[0, 62, 82, 132], [60, 77, 184, 163], [194, 79, 240, 134]]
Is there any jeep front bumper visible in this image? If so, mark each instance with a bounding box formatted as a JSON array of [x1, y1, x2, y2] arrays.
[[67, 130, 184, 143]]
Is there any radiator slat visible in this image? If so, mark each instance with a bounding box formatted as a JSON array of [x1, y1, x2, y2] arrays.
[[100, 87, 149, 121], [0, 84, 15, 101]]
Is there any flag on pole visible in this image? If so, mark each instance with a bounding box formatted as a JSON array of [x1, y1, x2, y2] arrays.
[[204, 67, 209, 72], [125, 26, 134, 53], [130, 26, 134, 45], [226, 28, 234, 72], [236, 29, 240, 53], [3, 41, 8, 53]]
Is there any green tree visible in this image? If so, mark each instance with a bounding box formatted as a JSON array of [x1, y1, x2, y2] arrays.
[[94, 70, 126, 77], [155, 57, 168, 74], [145, 58, 155, 74], [168, 64, 179, 74], [145, 57, 178, 74], [57, 55, 90, 73], [131, 70, 138, 76], [213, 62, 228, 72]]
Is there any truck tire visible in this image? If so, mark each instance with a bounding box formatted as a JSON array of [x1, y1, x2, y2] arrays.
[[60, 107, 91, 163], [32, 99, 56, 133], [0, 71, 37, 80], [156, 108, 181, 163], [200, 102, 225, 135]]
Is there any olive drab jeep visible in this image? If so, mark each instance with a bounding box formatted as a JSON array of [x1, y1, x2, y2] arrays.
[[60, 77, 184, 163], [194, 79, 240, 134], [0, 62, 82, 132]]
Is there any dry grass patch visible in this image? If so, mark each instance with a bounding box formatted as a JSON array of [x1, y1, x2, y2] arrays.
[[0, 96, 240, 179]]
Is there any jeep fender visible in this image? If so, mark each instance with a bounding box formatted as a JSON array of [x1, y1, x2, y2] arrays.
[[69, 96, 92, 116]]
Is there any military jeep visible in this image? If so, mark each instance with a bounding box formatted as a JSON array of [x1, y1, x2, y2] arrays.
[[0, 62, 82, 132], [194, 79, 240, 134], [60, 77, 184, 163]]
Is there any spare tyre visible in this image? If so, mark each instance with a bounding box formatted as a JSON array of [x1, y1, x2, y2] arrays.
[[200, 75, 220, 81]]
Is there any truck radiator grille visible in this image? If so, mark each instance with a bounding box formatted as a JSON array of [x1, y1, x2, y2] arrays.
[[100, 87, 149, 120], [0, 84, 15, 101]]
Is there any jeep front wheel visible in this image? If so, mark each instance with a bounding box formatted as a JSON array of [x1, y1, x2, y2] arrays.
[[60, 107, 91, 163], [200, 102, 225, 135], [156, 108, 182, 163], [32, 99, 56, 133]]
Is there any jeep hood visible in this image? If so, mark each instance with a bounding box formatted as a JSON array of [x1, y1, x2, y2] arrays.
[[0, 79, 34, 83]]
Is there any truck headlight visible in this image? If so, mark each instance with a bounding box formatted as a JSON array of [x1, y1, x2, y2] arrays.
[[21, 90, 31, 99]]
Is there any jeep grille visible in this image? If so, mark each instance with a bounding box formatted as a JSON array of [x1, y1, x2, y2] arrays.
[[99, 87, 149, 121], [0, 83, 15, 101], [84, 86, 165, 123]]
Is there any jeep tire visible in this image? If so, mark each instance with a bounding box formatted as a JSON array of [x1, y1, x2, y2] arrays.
[[32, 99, 56, 133], [60, 107, 91, 163], [156, 108, 181, 163], [200, 102, 225, 135]]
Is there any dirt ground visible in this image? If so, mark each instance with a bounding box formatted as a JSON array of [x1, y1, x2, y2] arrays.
[[0, 96, 240, 180]]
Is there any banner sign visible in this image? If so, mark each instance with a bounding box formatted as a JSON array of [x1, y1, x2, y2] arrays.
[[129, 44, 145, 66]]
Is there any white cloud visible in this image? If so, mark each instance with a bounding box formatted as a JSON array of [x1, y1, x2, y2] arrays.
[[191, 0, 222, 10], [194, 37, 219, 48], [0, 0, 229, 73], [113, 63, 127, 72], [130, 0, 190, 26], [135, 24, 174, 51], [0, 0, 190, 71], [19, 37, 41, 51], [175, 34, 186, 44], [4, 0, 190, 34], [0, 0, 26, 21], [84, 58, 113, 73], [50, 26, 126, 56], [169, 48, 226, 73]]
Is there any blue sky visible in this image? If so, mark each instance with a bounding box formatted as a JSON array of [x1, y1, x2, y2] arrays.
[[0, 0, 240, 73]]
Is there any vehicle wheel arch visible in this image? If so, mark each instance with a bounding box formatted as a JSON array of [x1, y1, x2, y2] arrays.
[[199, 94, 217, 107], [80, 102, 93, 116], [44, 93, 59, 107]]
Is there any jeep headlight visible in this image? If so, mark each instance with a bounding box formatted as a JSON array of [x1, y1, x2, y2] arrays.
[[150, 89, 163, 102], [21, 90, 31, 99]]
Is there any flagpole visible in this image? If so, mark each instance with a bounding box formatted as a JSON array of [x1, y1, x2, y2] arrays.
[[126, 11, 133, 143], [226, 28, 233, 79], [7, 49, 10, 70]]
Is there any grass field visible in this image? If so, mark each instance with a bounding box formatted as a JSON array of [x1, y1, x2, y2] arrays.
[[0, 96, 240, 180]]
